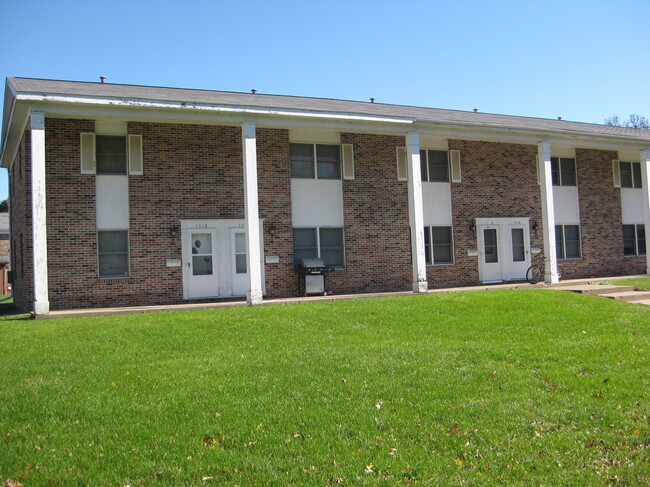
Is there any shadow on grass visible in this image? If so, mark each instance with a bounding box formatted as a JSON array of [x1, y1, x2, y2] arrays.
[[0, 297, 32, 320]]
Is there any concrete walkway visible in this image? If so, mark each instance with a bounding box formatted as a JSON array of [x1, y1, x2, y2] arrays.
[[35, 274, 650, 319]]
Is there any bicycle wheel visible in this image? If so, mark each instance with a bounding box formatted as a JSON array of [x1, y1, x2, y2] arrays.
[[526, 265, 542, 284], [557, 264, 564, 281]]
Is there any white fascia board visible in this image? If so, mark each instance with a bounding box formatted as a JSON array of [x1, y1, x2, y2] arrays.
[[23, 101, 415, 135], [413, 122, 650, 151], [15, 93, 415, 125], [0, 103, 29, 169]]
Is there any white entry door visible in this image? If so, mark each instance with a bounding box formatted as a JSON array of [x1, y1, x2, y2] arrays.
[[477, 219, 531, 284], [231, 229, 248, 296], [507, 225, 529, 280], [186, 229, 219, 298], [479, 225, 502, 283]]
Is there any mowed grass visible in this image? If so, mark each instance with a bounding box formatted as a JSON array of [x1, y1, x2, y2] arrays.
[[0, 290, 648, 486], [613, 277, 650, 291]]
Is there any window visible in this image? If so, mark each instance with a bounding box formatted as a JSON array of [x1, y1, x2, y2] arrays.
[[623, 224, 646, 256], [98, 230, 130, 278], [555, 225, 581, 259], [290, 143, 340, 179], [420, 150, 449, 182], [424, 226, 454, 265], [293, 227, 344, 267], [96, 135, 127, 174], [551, 157, 577, 186], [620, 161, 643, 188]]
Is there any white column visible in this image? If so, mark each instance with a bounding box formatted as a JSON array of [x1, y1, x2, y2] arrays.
[[242, 122, 263, 305], [538, 141, 559, 283], [406, 132, 428, 293], [641, 149, 650, 275], [30, 111, 50, 315]]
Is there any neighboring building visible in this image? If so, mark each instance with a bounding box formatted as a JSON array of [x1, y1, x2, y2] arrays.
[[1, 77, 649, 315], [0, 212, 9, 294]]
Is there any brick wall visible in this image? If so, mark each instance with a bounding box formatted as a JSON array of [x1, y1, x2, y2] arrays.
[[568, 148, 645, 278], [432, 140, 543, 287], [334, 133, 412, 294], [256, 128, 294, 298], [12, 118, 645, 311], [10, 131, 34, 311], [42, 121, 296, 309]]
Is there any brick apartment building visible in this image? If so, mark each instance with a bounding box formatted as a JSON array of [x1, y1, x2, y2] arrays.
[[1, 78, 649, 315]]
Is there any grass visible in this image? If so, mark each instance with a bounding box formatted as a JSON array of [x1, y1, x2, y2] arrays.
[[0, 290, 648, 486], [612, 277, 650, 291]]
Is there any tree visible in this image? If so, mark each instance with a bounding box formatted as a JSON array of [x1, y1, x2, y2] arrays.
[[604, 114, 649, 129], [0, 199, 7, 212]]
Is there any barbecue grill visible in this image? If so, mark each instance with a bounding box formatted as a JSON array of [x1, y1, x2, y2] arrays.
[[295, 257, 334, 296]]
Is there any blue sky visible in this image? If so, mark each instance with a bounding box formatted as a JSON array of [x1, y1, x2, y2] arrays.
[[1, 0, 649, 201]]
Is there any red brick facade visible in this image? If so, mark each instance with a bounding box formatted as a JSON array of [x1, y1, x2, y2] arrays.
[[8, 118, 647, 312]]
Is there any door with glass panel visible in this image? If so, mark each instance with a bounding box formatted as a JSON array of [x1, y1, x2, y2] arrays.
[[231, 229, 248, 296], [507, 225, 529, 280], [478, 225, 502, 283], [186, 229, 219, 298]]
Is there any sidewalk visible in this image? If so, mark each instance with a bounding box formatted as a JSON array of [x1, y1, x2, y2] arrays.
[[34, 274, 650, 320]]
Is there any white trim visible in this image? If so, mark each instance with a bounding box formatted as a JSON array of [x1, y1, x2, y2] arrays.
[[538, 141, 559, 283], [396, 147, 408, 181], [30, 111, 49, 315], [406, 132, 428, 292], [242, 122, 263, 305], [15, 93, 415, 125], [128, 134, 143, 175], [342, 143, 355, 180], [640, 149, 650, 275], [449, 149, 461, 182], [612, 159, 621, 188]]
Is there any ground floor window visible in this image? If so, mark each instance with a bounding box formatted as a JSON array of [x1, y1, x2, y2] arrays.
[[424, 226, 454, 265], [555, 225, 581, 259], [293, 227, 344, 268], [623, 224, 646, 256], [98, 230, 130, 278]]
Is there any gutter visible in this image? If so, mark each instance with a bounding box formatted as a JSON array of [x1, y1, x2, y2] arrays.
[[14, 93, 416, 125]]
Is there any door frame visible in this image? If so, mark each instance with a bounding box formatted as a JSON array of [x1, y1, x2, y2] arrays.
[[475, 217, 531, 284], [181, 219, 266, 300]]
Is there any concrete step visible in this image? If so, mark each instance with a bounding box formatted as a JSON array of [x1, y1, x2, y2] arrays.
[[559, 284, 634, 295], [590, 285, 635, 295], [599, 291, 650, 302]]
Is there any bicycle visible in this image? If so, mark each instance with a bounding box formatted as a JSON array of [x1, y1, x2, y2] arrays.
[[526, 264, 564, 284]]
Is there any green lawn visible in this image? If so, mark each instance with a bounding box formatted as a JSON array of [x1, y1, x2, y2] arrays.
[[613, 277, 650, 291], [1, 290, 648, 486]]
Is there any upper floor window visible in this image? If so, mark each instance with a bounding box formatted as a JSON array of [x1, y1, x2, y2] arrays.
[[96, 135, 127, 175], [420, 150, 449, 182], [620, 161, 642, 188], [290, 143, 340, 179], [551, 157, 577, 186]]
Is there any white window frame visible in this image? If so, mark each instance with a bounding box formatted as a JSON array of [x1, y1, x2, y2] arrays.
[[290, 143, 342, 180], [292, 226, 345, 269], [420, 149, 450, 183], [623, 224, 646, 256], [551, 157, 578, 187], [619, 161, 643, 189], [555, 224, 581, 260], [97, 229, 131, 279], [424, 225, 454, 266]]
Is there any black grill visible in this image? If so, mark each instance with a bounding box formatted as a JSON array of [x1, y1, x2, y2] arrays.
[[295, 258, 334, 295]]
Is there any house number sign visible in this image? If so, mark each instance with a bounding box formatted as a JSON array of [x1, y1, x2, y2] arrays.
[[195, 223, 208, 228]]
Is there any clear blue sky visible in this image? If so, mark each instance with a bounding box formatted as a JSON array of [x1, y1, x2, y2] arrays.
[[1, 0, 649, 201]]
